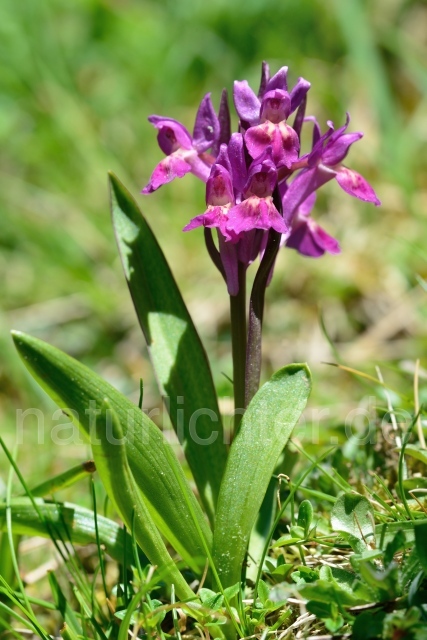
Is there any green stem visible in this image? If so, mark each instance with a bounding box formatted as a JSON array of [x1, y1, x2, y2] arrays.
[[229, 262, 247, 435], [245, 229, 281, 407]]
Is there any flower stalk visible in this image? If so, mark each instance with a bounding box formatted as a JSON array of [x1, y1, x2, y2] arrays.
[[229, 262, 247, 434]]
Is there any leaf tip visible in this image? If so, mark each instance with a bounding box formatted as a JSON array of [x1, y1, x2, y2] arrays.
[[11, 329, 27, 350]]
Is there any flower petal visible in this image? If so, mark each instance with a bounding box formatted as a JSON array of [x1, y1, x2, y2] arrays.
[[192, 93, 220, 153], [286, 219, 340, 257], [290, 77, 311, 113], [335, 167, 381, 205], [322, 132, 363, 166], [183, 205, 231, 238], [258, 61, 270, 98], [298, 192, 316, 218], [276, 122, 300, 168], [148, 116, 193, 154], [233, 80, 261, 126], [265, 66, 288, 92], [212, 89, 231, 156], [227, 133, 248, 193], [142, 154, 192, 193]]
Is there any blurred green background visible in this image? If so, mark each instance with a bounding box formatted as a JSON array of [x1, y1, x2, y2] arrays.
[[1, 0, 426, 485]]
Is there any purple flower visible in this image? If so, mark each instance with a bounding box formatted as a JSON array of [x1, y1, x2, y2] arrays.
[[183, 163, 235, 240], [233, 66, 310, 128], [227, 148, 288, 236], [285, 193, 340, 258], [183, 145, 240, 295], [142, 94, 220, 194], [282, 115, 380, 223], [233, 67, 310, 169]]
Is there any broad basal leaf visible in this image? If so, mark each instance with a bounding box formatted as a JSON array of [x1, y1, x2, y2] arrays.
[[110, 173, 227, 524], [92, 399, 194, 600], [12, 331, 211, 571], [212, 363, 311, 588]]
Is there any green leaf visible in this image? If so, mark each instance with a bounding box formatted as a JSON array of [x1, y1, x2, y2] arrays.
[[271, 564, 293, 580], [109, 173, 227, 523], [358, 562, 399, 601], [257, 580, 270, 606], [212, 364, 311, 588], [12, 331, 211, 571], [331, 493, 374, 549], [414, 522, 427, 573], [352, 609, 386, 640], [0, 497, 138, 565], [299, 580, 360, 607], [92, 399, 194, 600], [297, 500, 313, 537], [306, 600, 334, 619], [291, 566, 320, 585], [384, 529, 406, 566]]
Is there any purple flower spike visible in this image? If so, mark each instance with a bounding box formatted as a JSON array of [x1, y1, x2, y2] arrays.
[[142, 95, 220, 194], [143, 60, 381, 290]]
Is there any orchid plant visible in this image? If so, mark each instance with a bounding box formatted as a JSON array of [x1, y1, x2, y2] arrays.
[[4, 62, 380, 636]]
